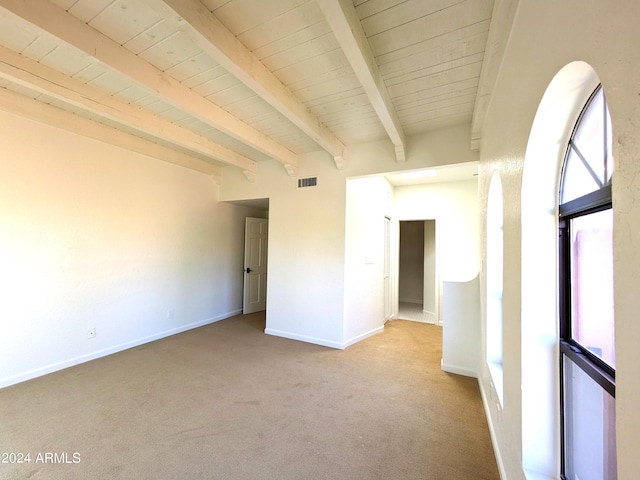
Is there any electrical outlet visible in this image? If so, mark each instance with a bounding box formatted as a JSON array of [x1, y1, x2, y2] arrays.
[[88, 327, 96, 339], [167, 309, 175, 319]]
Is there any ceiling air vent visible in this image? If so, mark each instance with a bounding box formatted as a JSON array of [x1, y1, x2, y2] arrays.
[[298, 177, 317, 188]]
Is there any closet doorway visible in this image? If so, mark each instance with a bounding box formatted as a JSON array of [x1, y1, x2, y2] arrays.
[[398, 220, 438, 324]]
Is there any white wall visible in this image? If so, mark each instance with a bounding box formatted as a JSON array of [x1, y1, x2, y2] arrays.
[[343, 177, 478, 346], [394, 180, 480, 375], [394, 180, 479, 284], [343, 176, 392, 345], [442, 275, 480, 377], [478, 1, 640, 478], [0, 110, 263, 388], [219, 124, 478, 348], [221, 154, 348, 347]]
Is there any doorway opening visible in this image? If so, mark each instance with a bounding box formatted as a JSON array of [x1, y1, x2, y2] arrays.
[[222, 197, 269, 317], [243, 216, 269, 314], [398, 219, 438, 324]]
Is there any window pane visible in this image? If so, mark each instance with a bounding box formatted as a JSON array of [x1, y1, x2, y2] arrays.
[[570, 209, 615, 367], [564, 356, 617, 479], [560, 87, 614, 204], [561, 146, 601, 203], [572, 89, 605, 183]]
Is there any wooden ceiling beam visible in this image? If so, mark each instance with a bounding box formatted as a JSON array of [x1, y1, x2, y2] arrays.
[[0, 0, 296, 174], [470, 0, 519, 151], [317, 0, 407, 163], [0, 44, 256, 175], [154, 0, 346, 165], [0, 87, 222, 177]]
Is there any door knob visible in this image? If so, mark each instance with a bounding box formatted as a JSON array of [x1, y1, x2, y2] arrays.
[[246, 267, 252, 273]]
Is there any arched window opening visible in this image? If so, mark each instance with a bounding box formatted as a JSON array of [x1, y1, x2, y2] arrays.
[[559, 84, 616, 479], [521, 60, 601, 479]]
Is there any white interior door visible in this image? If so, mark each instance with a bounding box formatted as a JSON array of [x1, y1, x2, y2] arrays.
[[243, 217, 268, 314], [384, 216, 392, 320]]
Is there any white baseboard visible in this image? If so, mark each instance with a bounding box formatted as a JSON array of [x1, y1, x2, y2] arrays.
[[264, 328, 344, 349], [0, 310, 241, 389], [479, 379, 507, 480], [441, 360, 477, 378], [423, 310, 437, 324], [265, 325, 384, 350], [343, 325, 384, 348]]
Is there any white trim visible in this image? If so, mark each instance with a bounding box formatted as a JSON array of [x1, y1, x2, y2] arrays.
[[0, 310, 241, 389], [265, 325, 384, 350], [441, 360, 478, 378], [343, 326, 384, 348], [265, 328, 344, 349], [479, 380, 508, 480], [422, 310, 437, 324], [487, 361, 504, 407]]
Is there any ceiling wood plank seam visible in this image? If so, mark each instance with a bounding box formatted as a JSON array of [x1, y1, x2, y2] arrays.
[[0, 86, 222, 175], [316, 0, 406, 163], [0, 0, 295, 176], [470, 0, 519, 151], [153, 0, 345, 167], [0, 43, 257, 175]]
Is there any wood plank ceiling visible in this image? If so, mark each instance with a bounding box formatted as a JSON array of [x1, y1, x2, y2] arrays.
[[0, 0, 505, 182]]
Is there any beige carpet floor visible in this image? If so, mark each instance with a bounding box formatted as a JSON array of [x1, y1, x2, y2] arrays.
[[0, 313, 499, 480]]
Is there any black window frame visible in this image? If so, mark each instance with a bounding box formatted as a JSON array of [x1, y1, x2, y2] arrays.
[[558, 85, 616, 479]]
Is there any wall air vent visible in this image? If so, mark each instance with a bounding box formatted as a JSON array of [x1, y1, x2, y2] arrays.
[[297, 177, 317, 188]]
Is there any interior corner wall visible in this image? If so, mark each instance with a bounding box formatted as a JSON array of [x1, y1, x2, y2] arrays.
[[219, 124, 478, 350], [343, 176, 392, 346], [220, 156, 348, 348], [477, 2, 640, 478], [0, 110, 262, 388], [393, 180, 479, 378]]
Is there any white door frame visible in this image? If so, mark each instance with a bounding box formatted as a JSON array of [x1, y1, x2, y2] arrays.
[[396, 217, 440, 325], [384, 216, 393, 321]]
